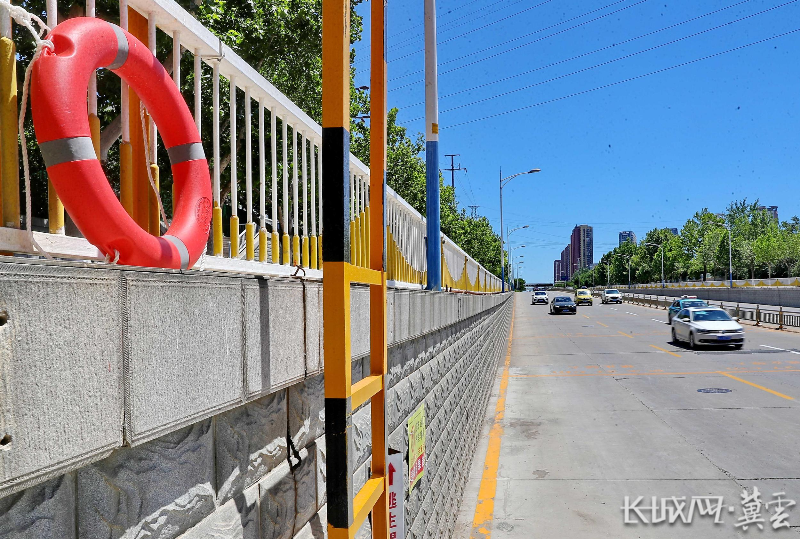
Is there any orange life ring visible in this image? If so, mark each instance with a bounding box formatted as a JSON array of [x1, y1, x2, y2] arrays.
[[31, 17, 212, 269]]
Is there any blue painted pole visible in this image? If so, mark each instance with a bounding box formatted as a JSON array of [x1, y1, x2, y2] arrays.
[[425, 0, 441, 291]]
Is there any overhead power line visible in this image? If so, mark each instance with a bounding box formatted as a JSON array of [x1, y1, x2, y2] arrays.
[[385, 0, 491, 42], [389, 0, 648, 86], [398, 0, 754, 108], [431, 0, 796, 116], [387, 0, 555, 62], [442, 27, 800, 129]]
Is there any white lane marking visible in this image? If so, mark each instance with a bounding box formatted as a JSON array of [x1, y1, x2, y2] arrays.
[[625, 312, 638, 316], [652, 319, 669, 324], [760, 344, 800, 355]]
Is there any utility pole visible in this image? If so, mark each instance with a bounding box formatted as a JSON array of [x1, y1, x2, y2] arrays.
[[468, 205, 479, 218], [424, 0, 441, 291], [444, 154, 464, 190]]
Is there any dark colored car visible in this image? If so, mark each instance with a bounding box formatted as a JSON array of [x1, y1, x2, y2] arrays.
[[668, 296, 709, 323], [550, 296, 577, 315]]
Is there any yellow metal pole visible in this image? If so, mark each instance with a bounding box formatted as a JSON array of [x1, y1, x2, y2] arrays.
[[0, 35, 19, 229], [120, 142, 134, 215], [310, 235, 318, 269], [246, 221, 255, 261], [302, 235, 309, 267], [89, 114, 101, 161], [292, 234, 300, 266], [271, 231, 279, 263], [282, 232, 290, 264], [258, 227, 267, 262], [212, 202, 223, 256], [129, 9, 150, 231], [230, 215, 240, 258]]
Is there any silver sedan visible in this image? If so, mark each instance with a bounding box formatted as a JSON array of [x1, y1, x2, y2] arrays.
[[671, 307, 745, 349]]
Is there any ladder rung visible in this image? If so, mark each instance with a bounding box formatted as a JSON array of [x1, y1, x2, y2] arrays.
[[353, 476, 384, 532], [347, 265, 383, 285], [351, 374, 382, 410]]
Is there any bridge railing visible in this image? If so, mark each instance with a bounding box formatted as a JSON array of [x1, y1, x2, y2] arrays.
[[0, 0, 500, 292]]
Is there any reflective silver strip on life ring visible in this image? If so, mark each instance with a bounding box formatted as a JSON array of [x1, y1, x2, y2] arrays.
[[106, 23, 129, 70], [167, 143, 206, 165], [162, 235, 190, 270], [39, 136, 97, 168]]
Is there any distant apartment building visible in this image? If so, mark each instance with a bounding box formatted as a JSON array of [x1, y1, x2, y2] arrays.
[[553, 260, 562, 282], [758, 205, 779, 221], [570, 225, 593, 275], [668, 227, 679, 236], [560, 245, 571, 281], [619, 230, 637, 246]]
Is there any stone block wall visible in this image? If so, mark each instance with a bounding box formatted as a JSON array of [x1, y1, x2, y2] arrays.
[[0, 259, 511, 538]]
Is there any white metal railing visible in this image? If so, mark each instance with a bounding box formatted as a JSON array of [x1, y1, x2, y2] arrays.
[[0, 0, 501, 292]]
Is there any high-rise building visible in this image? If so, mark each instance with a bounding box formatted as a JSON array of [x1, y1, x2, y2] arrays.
[[619, 231, 637, 246], [570, 225, 593, 275], [668, 228, 679, 236], [553, 260, 561, 282], [758, 205, 779, 221], [560, 245, 571, 281]]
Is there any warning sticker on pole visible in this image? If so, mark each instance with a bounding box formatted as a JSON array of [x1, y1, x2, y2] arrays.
[[408, 403, 426, 492]]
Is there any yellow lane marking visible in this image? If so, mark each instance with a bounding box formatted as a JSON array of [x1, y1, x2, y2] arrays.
[[509, 369, 800, 378], [718, 371, 795, 401], [618, 331, 634, 339], [471, 301, 515, 537], [596, 321, 609, 327], [582, 314, 590, 319], [649, 344, 681, 357]]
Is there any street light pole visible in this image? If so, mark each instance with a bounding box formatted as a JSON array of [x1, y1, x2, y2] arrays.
[[499, 171, 539, 292], [728, 226, 733, 288]]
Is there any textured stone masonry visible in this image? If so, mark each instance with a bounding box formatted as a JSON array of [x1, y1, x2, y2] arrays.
[[0, 259, 510, 539]]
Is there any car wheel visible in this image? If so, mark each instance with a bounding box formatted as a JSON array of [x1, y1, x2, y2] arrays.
[[671, 327, 678, 344], [689, 332, 696, 349], [734, 344, 743, 350]]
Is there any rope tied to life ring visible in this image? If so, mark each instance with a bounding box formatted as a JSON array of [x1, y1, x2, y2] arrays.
[[0, 0, 54, 258]]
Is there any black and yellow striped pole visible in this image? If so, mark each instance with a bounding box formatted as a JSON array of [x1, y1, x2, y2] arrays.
[[322, 0, 388, 537]]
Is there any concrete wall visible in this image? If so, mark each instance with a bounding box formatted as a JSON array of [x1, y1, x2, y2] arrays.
[[0, 259, 511, 539], [627, 287, 800, 307]]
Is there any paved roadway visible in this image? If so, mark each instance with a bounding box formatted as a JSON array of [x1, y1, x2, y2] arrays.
[[456, 292, 800, 537]]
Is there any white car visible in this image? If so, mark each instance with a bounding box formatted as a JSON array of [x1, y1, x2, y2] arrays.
[[670, 307, 745, 349], [531, 291, 548, 305], [602, 289, 622, 304]]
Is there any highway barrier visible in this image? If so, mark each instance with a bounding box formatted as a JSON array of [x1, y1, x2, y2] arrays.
[[622, 293, 800, 330]]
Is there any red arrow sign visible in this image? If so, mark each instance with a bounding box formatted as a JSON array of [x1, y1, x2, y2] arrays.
[[388, 462, 396, 486]]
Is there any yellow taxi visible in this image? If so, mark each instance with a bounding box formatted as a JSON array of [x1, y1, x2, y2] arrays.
[[575, 288, 593, 306]]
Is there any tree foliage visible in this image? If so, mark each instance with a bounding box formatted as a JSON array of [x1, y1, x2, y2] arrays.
[[585, 199, 800, 286]]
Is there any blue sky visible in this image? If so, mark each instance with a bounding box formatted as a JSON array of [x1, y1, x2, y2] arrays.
[[352, 0, 800, 283]]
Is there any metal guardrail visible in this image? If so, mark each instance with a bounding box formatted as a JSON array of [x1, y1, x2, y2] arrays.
[[622, 293, 800, 330], [0, 0, 501, 292]]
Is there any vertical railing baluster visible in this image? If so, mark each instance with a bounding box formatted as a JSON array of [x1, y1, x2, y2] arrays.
[[292, 126, 299, 265], [244, 87, 254, 261], [212, 62, 222, 255], [281, 115, 289, 264], [271, 107, 278, 263], [46, 0, 64, 234], [0, 5, 19, 230], [350, 170, 356, 265], [147, 13, 160, 236], [171, 31, 181, 217], [258, 98, 267, 261], [229, 75, 238, 258], [301, 132, 309, 267], [87, 0, 99, 159], [317, 143, 322, 266], [310, 140, 318, 269], [193, 49, 201, 130]]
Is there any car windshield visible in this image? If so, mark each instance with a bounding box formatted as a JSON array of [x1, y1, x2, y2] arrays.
[[555, 297, 572, 303], [606, 290, 620, 294], [577, 291, 589, 295], [692, 310, 732, 322], [683, 300, 707, 308], [535, 292, 547, 295]]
